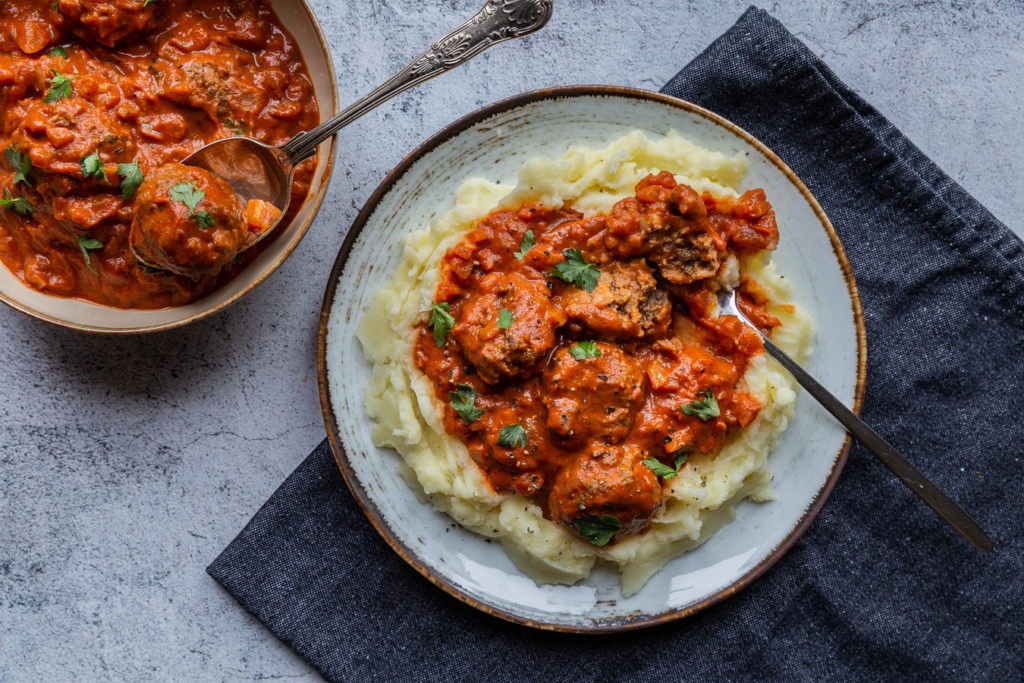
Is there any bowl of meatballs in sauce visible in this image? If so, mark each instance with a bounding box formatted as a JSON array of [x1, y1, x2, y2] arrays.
[[320, 86, 864, 631], [0, 0, 336, 332]]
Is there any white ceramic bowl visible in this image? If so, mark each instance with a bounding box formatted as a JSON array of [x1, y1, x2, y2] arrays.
[[319, 86, 866, 631], [0, 0, 337, 334]]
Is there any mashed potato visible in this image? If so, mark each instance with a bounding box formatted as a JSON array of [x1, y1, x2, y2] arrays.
[[358, 131, 813, 595]]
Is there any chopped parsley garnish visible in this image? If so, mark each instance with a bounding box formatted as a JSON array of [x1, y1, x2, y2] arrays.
[[170, 181, 203, 210], [116, 161, 144, 200], [170, 181, 215, 228], [643, 453, 689, 480], [497, 424, 527, 449], [143, 0, 160, 6], [5, 146, 33, 186], [49, 46, 67, 59], [497, 308, 514, 330], [550, 248, 600, 292], [569, 340, 601, 360], [80, 152, 107, 182], [223, 117, 246, 135], [0, 189, 32, 216], [428, 302, 455, 347], [514, 229, 534, 260], [44, 69, 75, 102], [574, 514, 620, 546], [449, 384, 483, 423], [681, 390, 720, 421], [193, 211, 215, 228], [76, 236, 103, 274]]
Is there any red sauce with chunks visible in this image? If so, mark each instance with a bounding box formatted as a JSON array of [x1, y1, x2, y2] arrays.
[[0, 0, 318, 308], [414, 171, 785, 545]]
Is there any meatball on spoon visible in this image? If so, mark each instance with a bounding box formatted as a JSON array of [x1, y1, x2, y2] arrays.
[[130, 0, 553, 276]]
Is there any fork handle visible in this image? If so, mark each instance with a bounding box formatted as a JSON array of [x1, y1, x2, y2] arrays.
[[760, 336, 993, 552]]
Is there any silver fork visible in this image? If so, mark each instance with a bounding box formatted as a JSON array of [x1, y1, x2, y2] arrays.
[[717, 288, 992, 551]]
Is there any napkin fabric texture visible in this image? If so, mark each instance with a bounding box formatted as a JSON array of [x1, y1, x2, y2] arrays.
[[208, 7, 1024, 681]]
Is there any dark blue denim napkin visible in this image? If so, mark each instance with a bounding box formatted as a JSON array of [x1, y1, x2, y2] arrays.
[[209, 8, 1024, 681]]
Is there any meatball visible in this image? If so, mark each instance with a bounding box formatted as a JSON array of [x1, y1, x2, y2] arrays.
[[651, 230, 722, 285], [542, 342, 645, 446], [129, 163, 247, 277], [159, 55, 267, 127], [560, 259, 671, 341], [57, 0, 160, 48], [520, 214, 605, 272], [604, 172, 725, 285], [12, 98, 136, 179], [451, 272, 565, 385], [549, 444, 662, 541], [641, 337, 761, 456]]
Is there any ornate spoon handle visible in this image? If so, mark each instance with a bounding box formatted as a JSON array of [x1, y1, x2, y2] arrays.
[[281, 0, 554, 163]]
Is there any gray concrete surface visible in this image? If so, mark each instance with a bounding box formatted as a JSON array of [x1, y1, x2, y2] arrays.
[[1, 1, 1021, 680]]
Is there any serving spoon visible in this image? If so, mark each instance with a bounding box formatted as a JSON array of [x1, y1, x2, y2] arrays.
[[131, 0, 554, 272], [717, 288, 993, 551]]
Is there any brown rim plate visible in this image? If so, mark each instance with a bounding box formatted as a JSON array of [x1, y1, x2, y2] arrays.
[[317, 85, 866, 632]]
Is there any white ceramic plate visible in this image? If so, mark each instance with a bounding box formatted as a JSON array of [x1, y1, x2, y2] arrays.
[[0, 0, 337, 334], [319, 86, 865, 631]]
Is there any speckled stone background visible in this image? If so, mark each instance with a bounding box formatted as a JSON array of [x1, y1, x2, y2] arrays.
[[1, 1, 1021, 680]]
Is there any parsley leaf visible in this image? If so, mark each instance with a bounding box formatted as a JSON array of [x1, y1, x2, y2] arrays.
[[76, 235, 103, 274], [429, 302, 455, 348], [550, 248, 600, 292], [170, 182, 216, 227], [116, 161, 144, 200], [574, 514, 620, 546], [49, 46, 67, 59], [0, 188, 32, 216], [569, 340, 601, 360], [449, 384, 483, 423], [44, 69, 75, 102], [223, 117, 246, 136], [5, 146, 33, 186], [681, 390, 720, 421], [643, 453, 689, 480], [193, 211, 215, 228], [80, 152, 107, 182], [170, 182, 204, 211], [513, 229, 534, 260], [497, 308, 514, 330], [497, 424, 527, 449]]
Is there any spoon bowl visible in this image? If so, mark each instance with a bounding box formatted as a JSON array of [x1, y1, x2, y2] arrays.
[[182, 138, 295, 252], [186, 138, 293, 215]]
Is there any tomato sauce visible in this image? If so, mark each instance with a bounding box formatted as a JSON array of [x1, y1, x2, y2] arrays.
[[0, 0, 319, 308], [414, 172, 783, 544]]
